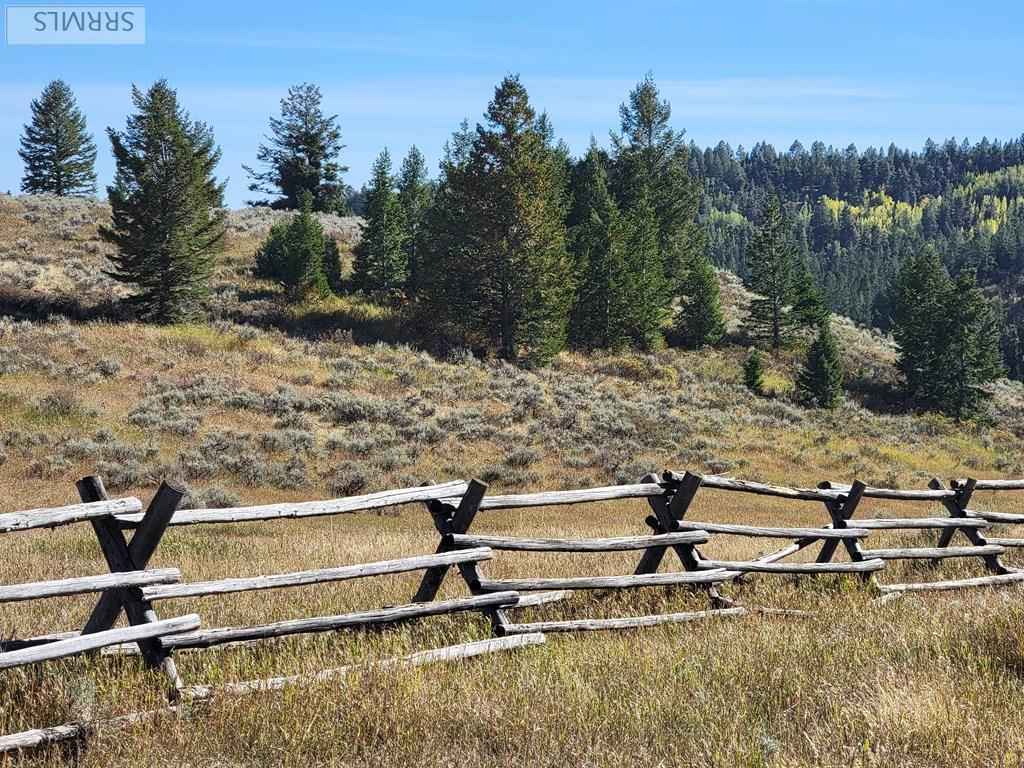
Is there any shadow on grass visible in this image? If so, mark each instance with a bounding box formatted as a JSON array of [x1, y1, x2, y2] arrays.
[[0, 285, 128, 323], [846, 372, 904, 414], [226, 296, 414, 346]]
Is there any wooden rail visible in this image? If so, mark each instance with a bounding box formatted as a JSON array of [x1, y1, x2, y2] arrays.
[[445, 531, 709, 552], [862, 545, 1005, 560], [693, 559, 885, 574], [115, 481, 470, 527], [0, 497, 142, 533], [143, 549, 493, 601], [183, 633, 546, 698], [469, 484, 667, 510], [853, 517, 987, 530], [161, 592, 521, 650], [954, 478, 1024, 490], [664, 471, 841, 501], [0, 615, 200, 671], [473, 570, 734, 592], [669, 520, 868, 539], [502, 607, 747, 634], [0, 568, 180, 603]]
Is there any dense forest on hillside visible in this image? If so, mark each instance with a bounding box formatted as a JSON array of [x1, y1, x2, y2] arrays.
[[690, 137, 1024, 377]]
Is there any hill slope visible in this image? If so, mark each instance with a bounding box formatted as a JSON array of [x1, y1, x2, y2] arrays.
[[2, 193, 1024, 513]]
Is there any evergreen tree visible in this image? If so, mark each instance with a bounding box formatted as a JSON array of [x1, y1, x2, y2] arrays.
[[323, 234, 344, 295], [419, 120, 475, 336], [790, 260, 830, 330], [420, 76, 573, 366], [796, 321, 844, 408], [745, 195, 799, 349], [890, 247, 954, 409], [567, 144, 633, 351], [255, 190, 331, 299], [743, 348, 766, 395], [397, 146, 432, 295], [102, 80, 226, 323], [244, 83, 347, 213], [19, 80, 97, 196], [891, 251, 1003, 417], [610, 74, 707, 288], [935, 270, 1004, 419], [676, 253, 725, 348], [353, 149, 407, 294], [624, 197, 668, 350]]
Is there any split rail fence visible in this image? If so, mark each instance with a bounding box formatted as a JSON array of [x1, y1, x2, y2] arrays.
[[4, 469, 1024, 754]]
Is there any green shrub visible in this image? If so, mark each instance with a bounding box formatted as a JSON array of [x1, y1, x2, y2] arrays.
[[743, 349, 766, 396]]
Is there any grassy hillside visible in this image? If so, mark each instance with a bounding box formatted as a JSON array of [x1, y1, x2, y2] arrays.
[[4, 194, 1024, 766]]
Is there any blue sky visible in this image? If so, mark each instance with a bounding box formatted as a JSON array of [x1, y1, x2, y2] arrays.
[[2, 0, 1023, 206]]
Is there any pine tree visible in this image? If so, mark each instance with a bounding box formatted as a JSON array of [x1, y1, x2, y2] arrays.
[[625, 197, 669, 350], [255, 191, 331, 299], [797, 321, 844, 408], [676, 253, 725, 348], [791, 260, 829, 331], [19, 80, 97, 196], [397, 146, 432, 295], [418, 121, 475, 338], [890, 252, 1003, 418], [744, 348, 766, 395], [420, 76, 573, 366], [745, 195, 799, 349], [567, 144, 633, 351], [102, 80, 226, 323], [353, 149, 407, 295], [255, 223, 289, 283], [323, 235, 343, 295], [890, 247, 953, 408], [610, 73, 707, 289], [935, 270, 1004, 419], [244, 83, 348, 213]]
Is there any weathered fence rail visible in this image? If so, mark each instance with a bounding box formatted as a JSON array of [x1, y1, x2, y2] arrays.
[[0, 568, 181, 603], [6, 467, 1024, 755], [0, 485, 202, 751], [113, 481, 470, 527]]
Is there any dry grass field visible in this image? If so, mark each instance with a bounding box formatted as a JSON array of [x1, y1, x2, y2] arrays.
[[4, 194, 1024, 766]]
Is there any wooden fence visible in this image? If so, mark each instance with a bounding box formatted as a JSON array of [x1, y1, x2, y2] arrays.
[[4, 469, 1024, 754]]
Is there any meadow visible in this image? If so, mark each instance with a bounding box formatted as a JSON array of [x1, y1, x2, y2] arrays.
[[4, 194, 1024, 766]]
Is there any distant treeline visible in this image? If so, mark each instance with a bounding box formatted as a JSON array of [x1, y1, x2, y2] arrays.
[[690, 138, 1024, 378]]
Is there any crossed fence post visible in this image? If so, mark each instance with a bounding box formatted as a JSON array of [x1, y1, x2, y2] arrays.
[[76, 475, 185, 692], [815, 480, 871, 580], [632, 471, 738, 607], [412, 479, 509, 634], [929, 477, 1009, 575]]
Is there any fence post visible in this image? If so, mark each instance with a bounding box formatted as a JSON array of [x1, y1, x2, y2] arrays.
[[77, 476, 184, 692], [413, 480, 487, 603], [80, 479, 183, 632], [815, 480, 866, 570], [634, 472, 703, 574], [930, 477, 1009, 575]]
